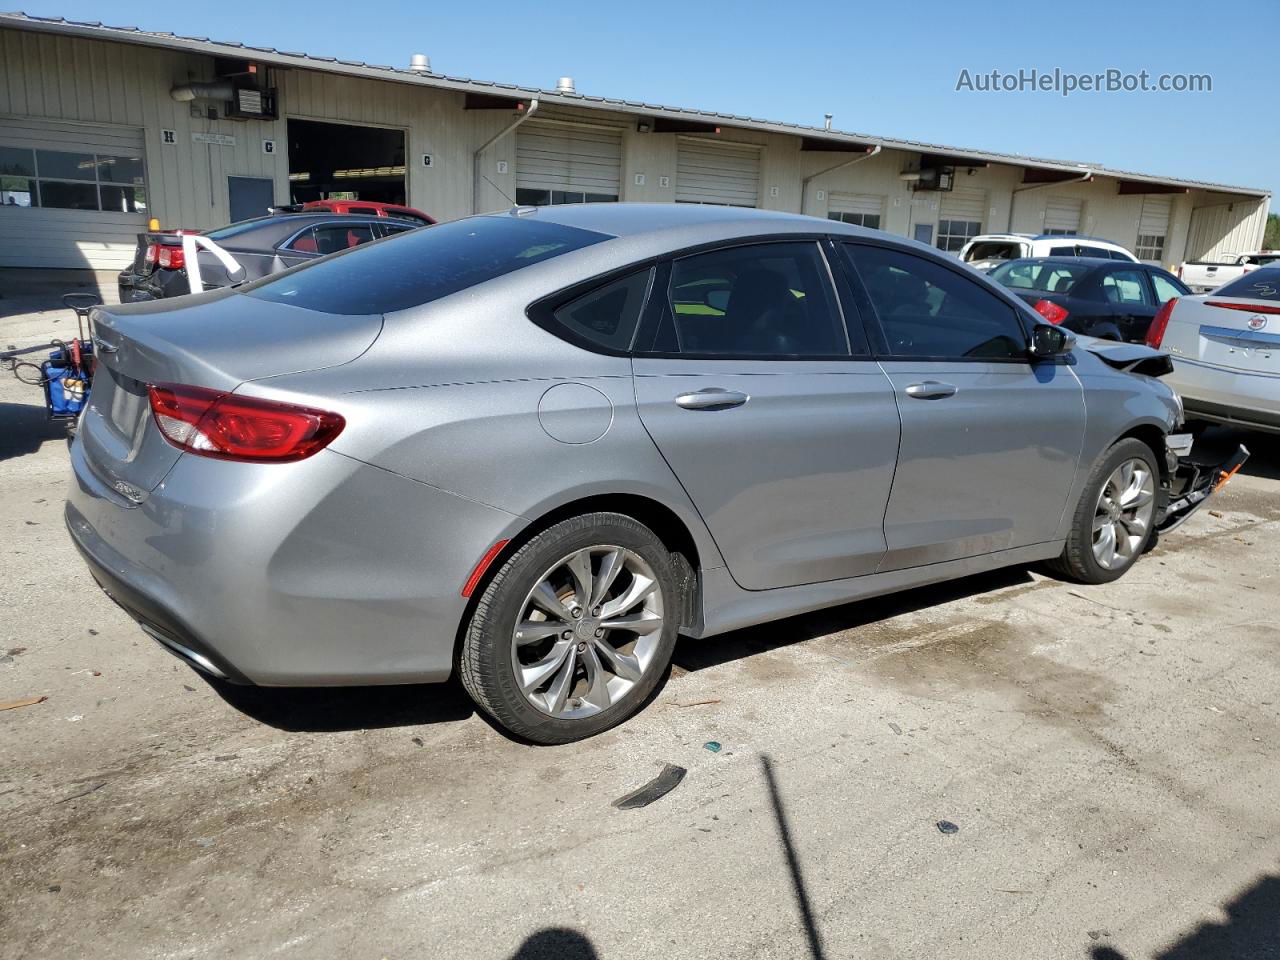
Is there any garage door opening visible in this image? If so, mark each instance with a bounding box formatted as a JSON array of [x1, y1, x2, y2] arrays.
[[286, 118, 406, 205]]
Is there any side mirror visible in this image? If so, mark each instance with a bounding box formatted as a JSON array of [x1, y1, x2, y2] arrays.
[[1029, 323, 1076, 359]]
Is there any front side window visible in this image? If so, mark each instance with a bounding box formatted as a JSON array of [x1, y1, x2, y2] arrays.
[[1135, 233, 1165, 261], [644, 242, 848, 358], [244, 215, 610, 315], [937, 219, 982, 253], [990, 260, 1089, 294], [1100, 269, 1153, 306], [0, 145, 146, 212], [846, 243, 1027, 360], [1149, 272, 1185, 305]]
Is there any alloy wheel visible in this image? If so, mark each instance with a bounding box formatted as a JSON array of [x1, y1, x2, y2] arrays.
[[1092, 458, 1156, 570], [510, 546, 665, 719]]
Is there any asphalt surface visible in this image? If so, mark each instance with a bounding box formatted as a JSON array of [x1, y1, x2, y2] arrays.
[[2, 296, 1279, 960]]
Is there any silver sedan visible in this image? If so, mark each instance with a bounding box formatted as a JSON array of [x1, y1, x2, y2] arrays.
[[69, 204, 1202, 743]]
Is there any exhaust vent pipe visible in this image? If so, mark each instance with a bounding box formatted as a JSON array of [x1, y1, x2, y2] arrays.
[[556, 76, 576, 94], [170, 80, 235, 102], [409, 53, 431, 74]]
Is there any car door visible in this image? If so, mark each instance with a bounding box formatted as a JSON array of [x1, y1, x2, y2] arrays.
[[632, 240, 901, 590], [839, 241, 1086, 571], [1098, 267, 1158, 342]]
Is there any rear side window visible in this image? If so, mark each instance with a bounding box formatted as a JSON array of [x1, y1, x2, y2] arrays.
[[1049, 245, 1075, 257], [1215, 267, 1280, 300], [1109, 249, 1134, 261], [542, 269, 652, 352], [243, 216, 610, 315], [964, 241, 1023, 263], [1100, 269, 1153, 306], [1079, 245, 1110, 258], [286, 222, 377, 255], [845, 243, 1027, 360], [644, 242, 848, 358], [1150, 272, 1186, 305]]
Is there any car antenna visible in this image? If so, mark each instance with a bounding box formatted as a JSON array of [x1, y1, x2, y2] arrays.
[[481, 174, 516, 208]]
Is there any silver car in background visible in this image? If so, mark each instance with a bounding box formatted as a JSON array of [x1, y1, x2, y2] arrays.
[[1150, 266, 1280, 434], [67, 204, 1236, 744]]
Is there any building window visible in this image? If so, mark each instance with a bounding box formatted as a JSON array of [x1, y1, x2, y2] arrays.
[[1136, 233, 1165, 261], [827, 211, 881, 229], [0, 145, 146, 212], [1041, 228, 1073, 236], [515, 188, 617, 206], [936, 219, 982, 252]]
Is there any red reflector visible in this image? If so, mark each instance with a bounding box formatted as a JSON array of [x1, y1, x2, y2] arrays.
[[156, 245, 185, 269], [147, 383, 344, 462], [1146, 297, 1178, 348], [461, 540, 510, 598], [1205, 300, 1280, 314], [1033, 299, 1069, 325]]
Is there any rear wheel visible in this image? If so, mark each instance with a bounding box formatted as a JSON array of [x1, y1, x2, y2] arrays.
[[458, 513, 679, 744], [1047, 438, 1159, 584]]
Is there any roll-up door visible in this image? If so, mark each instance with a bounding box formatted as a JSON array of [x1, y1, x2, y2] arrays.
[[937, 187, 986, 251], [0, 118, 147, 269], [515, 121, 622, 205], [675, 138, 760, 207], [828, 193, 885, 228], [1044, 196, 1083, 234], [1136, 196, 1172, 262]]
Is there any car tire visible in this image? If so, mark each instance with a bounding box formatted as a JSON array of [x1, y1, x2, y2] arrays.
[[1047, 437, 1161, 584], [458, 512, 680, 745]]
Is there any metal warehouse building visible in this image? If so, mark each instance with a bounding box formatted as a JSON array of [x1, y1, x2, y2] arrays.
[[0, 11, 1271, 275]]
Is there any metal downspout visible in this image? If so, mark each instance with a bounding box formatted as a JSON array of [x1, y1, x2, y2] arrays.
[[472, 97, 540, 214], [800, 144, 882, 215], [1007, 172, 1093, 231]]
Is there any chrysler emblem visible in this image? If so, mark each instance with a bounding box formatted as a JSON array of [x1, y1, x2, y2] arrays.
[[1248, 315, 1268, 331]]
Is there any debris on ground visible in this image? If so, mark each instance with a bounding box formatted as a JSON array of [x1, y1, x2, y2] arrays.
[[0, 695, 47, 711], [937, 820, 960, 834], [56, 781, 105, 803], [1209, 510, 1224, 518], [888, 722, 903, 735], [612, 763, 687, 810], [671, 698, 722, 708], [703, 741, 722, 753]]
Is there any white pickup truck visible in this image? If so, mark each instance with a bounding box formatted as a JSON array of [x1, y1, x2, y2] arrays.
[[1177, 251, 1280, 293]]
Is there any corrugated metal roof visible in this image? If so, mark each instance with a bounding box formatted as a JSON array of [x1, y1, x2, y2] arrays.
[[0, 11, 1269, 199]]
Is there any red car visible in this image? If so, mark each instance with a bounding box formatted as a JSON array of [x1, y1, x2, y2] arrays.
[[277, 200, 436, 226]]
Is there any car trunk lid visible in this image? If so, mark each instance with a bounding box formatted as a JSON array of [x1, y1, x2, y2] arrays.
[[80, 289, 382, 497], [1190, 297, 1280, 375]]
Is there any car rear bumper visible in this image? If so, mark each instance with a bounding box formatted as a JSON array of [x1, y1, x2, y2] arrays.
[[65, 438, 520, 686], [1166, 357, 1280, 434]]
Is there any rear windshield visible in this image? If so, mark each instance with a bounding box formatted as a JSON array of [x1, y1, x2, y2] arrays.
[[964, 241, 1023, 262], [990, 260, 1091, 294], [204, 217, 277, 242], [1215, 267, 1280, 301], [242, 215, 611, 315]]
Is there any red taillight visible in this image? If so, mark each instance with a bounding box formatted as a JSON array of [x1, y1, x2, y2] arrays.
[[143, 243, 159, 265], [156, 245, 185, 269], [1146, 297, 1178, 348], [1033, 299, 1069, 325], [146, 383, 344, 463], [1205, 300, 1280, 315]]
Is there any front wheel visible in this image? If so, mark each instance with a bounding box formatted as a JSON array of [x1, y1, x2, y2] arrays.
[[458, 513, 680, 744], [1047, 438, 1160, 584]]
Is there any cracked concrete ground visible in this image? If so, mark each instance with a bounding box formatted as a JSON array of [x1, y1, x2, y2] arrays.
[[2, 299, 1279, 960]]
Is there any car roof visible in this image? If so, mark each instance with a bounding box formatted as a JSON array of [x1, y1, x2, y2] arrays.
[[1003, 256, 1123, 268], [506, 202, 865, 241]]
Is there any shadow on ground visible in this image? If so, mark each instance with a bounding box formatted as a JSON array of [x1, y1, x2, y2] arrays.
[[1090, 871, 1280, 959], [204, 675, 475, 732], [1195, 425, 1279, 483], [673, 565, 1034, 673], [508, 929, 600, 959], [0, 400, 68, 461]]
